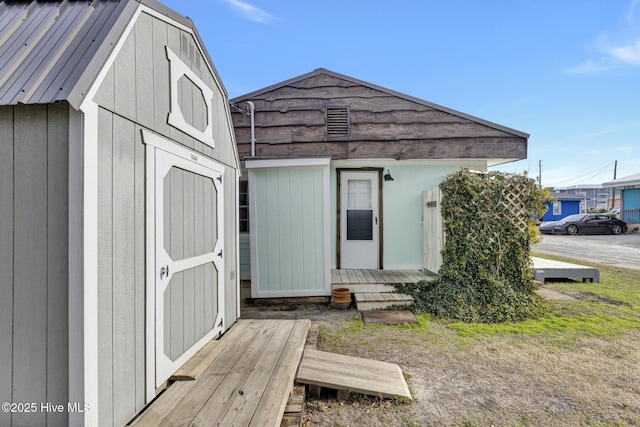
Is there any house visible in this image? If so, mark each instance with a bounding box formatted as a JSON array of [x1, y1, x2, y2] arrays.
[[603, 172, 640, 226], [542, 192, 583, 221], [0, 1, 240, 426], [230, 68, 528, 299]]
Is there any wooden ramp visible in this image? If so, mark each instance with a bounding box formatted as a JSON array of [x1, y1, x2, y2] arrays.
[[532, 256, 600, 283], [296, 349, 412, 401], [131, 319, 310, 427]]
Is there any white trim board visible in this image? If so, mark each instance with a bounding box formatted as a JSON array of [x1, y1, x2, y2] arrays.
[[245, 157, 331, 169], [166, 47, 215, 148], [78, 100, 100, 426]]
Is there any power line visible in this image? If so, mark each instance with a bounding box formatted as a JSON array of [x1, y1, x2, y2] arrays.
[[547, 162, 615, 187]]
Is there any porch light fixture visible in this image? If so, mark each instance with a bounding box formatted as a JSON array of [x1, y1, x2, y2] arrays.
[[384, 169, 394, 181]]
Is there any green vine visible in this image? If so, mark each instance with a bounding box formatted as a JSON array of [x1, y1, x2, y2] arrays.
[[397, 170, 552, 323]]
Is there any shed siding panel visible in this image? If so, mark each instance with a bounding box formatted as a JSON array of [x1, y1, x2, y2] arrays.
[[97, 109, 147, 426], [97, 108, 114, 427], [111, 114, 137, 425], [254, 169, 325, 295], [134, 126, 146, 410], [12, 104, 48, 427], [134, 12, 155, 130], [193, 175, 206, 339], [94, 65, 115, 113], [0, 106, 14, 427], [114, 22, 137, 122], [0, 104, 70, 426], [46, 103, 70, 426]]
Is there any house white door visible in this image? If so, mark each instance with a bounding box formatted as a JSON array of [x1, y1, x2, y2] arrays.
[[340, 171, 379, 268], [150, 142, 225, 389]]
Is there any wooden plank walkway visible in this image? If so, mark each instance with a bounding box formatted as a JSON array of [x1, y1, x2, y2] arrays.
[[131, 319, 310, 427], [296, 349, 412, 401]]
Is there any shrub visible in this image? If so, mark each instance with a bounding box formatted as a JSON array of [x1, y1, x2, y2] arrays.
[[397, 170, 551, 323]]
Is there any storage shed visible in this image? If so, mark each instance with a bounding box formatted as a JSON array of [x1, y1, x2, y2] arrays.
[[230, 68, 528, 299], [0, 1, 240, 425], [542, 192, 583, 221]]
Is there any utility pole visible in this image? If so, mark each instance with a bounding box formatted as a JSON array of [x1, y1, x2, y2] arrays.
[[538, 160, 542, 189], [611, 160, 618, 210]]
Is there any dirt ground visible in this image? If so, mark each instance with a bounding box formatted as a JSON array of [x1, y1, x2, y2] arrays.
[[304, 324, 640, 427], [241, 288, 640, 427]]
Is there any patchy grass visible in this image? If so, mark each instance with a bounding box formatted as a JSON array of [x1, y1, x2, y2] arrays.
[[309, 257, 640, 426]]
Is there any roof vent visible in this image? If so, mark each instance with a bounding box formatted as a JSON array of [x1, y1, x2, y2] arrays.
[[326, 107, 350, 137]]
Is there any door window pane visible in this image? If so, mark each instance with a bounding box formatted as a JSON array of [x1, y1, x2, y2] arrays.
[[347, 179, 371, 209], [347, 210, 373, 240]]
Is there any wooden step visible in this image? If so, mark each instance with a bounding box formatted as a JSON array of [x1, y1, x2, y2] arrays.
[[296, 349, 412, 401], [354, 292, 414, 311], [331, 283, 396, 293]]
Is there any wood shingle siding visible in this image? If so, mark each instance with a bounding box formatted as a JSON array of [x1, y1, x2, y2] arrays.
[[231, 69, 527, 162]]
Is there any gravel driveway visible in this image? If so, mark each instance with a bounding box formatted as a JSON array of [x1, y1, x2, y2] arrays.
[[533, 232, 640, 270]]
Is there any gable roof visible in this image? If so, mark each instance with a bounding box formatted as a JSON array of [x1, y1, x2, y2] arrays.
[[0, 0, 225, 108], [230, 67, 529, 139]]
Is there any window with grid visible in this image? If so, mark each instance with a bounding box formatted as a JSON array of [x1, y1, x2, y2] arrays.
[[239, 180, 249, 232]]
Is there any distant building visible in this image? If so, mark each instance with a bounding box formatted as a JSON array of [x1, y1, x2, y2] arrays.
[[552, 184, 619, 211], [603, 173, 640, 225], [542, 193, 583, 221]]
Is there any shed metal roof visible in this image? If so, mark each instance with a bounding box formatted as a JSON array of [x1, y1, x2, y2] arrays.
[[0, 0, 224, 109]]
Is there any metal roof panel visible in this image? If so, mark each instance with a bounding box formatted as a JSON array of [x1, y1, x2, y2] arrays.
[[0, 0, 132, 106]]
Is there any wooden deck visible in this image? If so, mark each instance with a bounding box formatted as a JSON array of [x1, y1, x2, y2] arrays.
[[331, 268, 433, 285], [130, 319, 310, 427], [331, 269, 432, 310]]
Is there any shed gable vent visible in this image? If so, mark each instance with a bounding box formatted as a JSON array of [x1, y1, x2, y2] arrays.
[[326, 107, 350, 137]]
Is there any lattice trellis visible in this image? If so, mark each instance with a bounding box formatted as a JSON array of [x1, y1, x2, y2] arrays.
[[499, 184, 531, 233]]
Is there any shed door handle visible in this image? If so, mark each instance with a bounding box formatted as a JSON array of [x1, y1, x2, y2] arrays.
[[160, 265, 169, 278]]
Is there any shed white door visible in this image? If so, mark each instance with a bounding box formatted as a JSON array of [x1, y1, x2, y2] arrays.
[[340, 171, 379, 269], [152, 145, 225, 388]]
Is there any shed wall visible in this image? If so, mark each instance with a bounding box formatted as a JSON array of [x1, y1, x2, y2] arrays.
[[0, 103, 69, 427], [93, 11, 237, 169], [91, 10, 238, 425]]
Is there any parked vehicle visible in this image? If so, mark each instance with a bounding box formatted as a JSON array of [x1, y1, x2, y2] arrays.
[[539, 214, 627, 235]]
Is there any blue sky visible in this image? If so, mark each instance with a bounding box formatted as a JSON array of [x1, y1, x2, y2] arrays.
[[162, 0, 640, 187]]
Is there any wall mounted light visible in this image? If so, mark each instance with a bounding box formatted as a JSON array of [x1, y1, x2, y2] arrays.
[[384, 169, 394, 181]]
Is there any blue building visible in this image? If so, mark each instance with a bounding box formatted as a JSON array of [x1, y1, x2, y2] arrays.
[[542, 193, 583, 221]]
